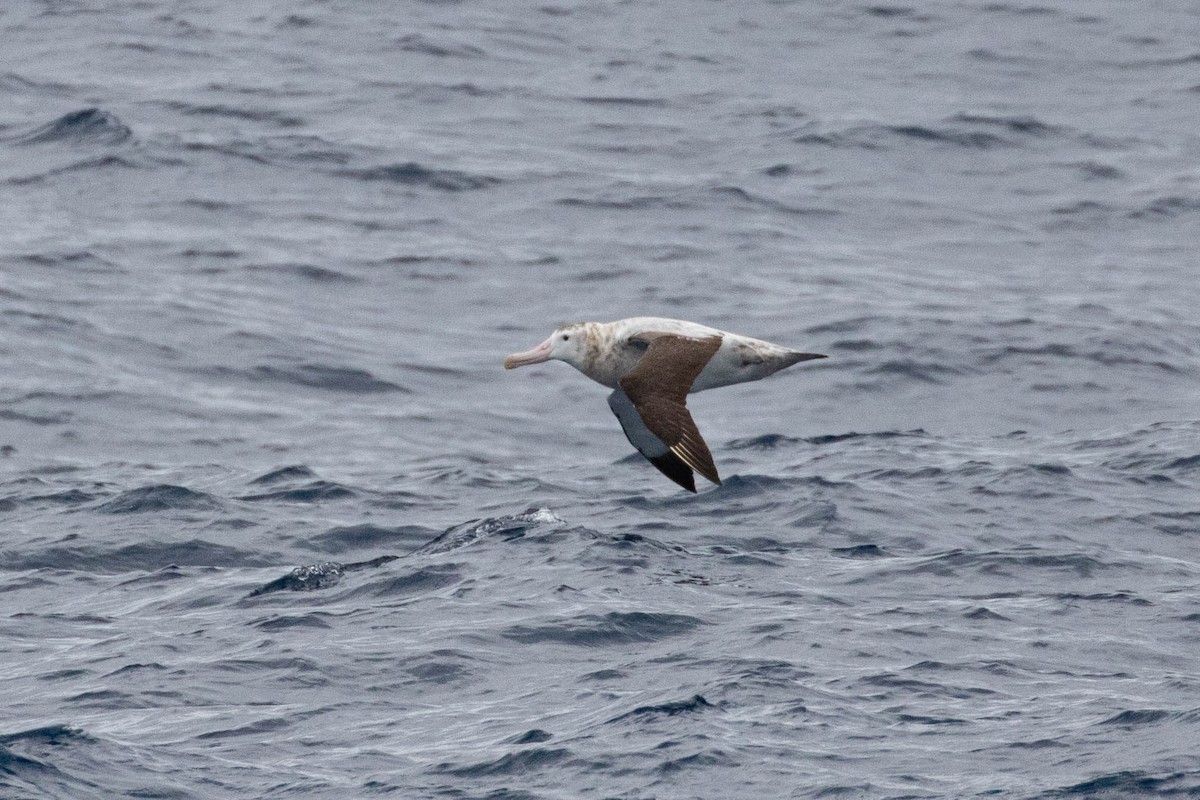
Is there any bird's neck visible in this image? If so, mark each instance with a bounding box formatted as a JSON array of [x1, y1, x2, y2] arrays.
[[570, 322, 625, 388]]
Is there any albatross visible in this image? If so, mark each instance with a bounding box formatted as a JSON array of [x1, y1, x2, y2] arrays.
[[504, 317, 826, 492]]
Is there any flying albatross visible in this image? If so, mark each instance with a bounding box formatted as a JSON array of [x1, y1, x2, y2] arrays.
[[504, 317, 826, 492]]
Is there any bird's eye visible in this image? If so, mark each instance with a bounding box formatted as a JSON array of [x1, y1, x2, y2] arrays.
[[562, 335, 570, 341]]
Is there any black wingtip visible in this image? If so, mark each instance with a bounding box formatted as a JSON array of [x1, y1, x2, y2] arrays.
[[647, 452, 696, 493]]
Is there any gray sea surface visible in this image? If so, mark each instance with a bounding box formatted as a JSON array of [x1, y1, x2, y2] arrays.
[[2, 1, 1199, 797]]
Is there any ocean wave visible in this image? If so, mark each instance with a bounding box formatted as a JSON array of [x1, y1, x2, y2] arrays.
[[337, 162, 501, 190], [3, 154, 142, 185], [8, 539, 271, 572], [435, 747, 572, 777], [502, 611, 705, 646], [237, 480, 356, 503], [415, 508, 566, 555], [206, 363, 409, 394], [96, 484, 223, 514], [167, 101, 304, 127], [246, 554, 400, 597], [249, 465, 317, 485], [608, 694, 714, 722], [302, 523, 436, 554], [395, 33, 489, 59], [11, 108, 132, 145], [793, 113, 1068, 150]]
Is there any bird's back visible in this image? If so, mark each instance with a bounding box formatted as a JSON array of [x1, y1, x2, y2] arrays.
[[577, 317, 811, 392]]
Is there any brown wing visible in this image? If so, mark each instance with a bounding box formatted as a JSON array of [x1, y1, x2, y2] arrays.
[[619, 333, 723, 486]]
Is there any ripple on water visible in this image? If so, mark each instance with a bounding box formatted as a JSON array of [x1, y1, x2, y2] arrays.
[[501, 611, 705, 646], [336, 162, 501, 191], [206, 363, 409, 394]]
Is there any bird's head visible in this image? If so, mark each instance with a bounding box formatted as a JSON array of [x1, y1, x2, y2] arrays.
[[504, 323, 589, 370]]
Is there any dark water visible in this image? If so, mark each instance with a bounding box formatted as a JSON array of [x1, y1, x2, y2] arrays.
[[3, 1, 1199, 797]]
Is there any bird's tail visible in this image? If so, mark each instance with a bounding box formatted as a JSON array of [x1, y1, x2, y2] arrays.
[[783, 350, 827, 367]]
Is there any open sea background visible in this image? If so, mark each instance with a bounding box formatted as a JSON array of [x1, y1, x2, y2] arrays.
[[2, 1, 1199, 797]]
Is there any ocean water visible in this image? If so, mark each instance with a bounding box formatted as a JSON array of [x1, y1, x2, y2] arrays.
[[2, 0, 1199, 797]]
